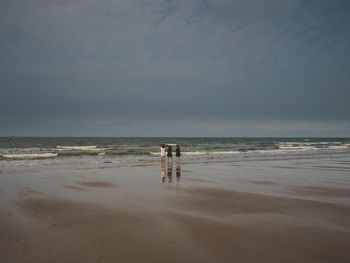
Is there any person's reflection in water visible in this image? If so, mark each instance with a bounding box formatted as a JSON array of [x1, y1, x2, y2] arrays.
[[167, 160, 173, 183], [176, 162, 181, 182], [161, 159, 166, 182]]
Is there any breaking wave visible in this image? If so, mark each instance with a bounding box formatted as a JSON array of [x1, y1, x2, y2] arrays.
[[55, 145, 101, 151], [0, 153, 58, 159], [0, 138, 349, 164]]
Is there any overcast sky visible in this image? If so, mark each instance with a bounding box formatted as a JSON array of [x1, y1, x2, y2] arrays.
[[1, 0, 349, 136]]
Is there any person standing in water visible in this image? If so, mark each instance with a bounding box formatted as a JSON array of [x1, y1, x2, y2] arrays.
[[160, 144, 166, 162], [176, 144, 181, 164], [167, 145, 173, 163]]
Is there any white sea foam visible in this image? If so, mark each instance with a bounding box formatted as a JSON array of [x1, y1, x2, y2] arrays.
[[150, 145, 349, 157], [1, 153, 58, 159], [327, 145, 349, 149], [277, 142, 349, 151], [152, 151, 244, 156], [184, 151, 242, 155], [55, 145, 102, 151], [278, 146, 317, 151]]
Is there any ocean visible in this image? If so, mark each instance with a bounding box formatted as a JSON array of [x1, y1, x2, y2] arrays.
[[1, 137, 350, 169]]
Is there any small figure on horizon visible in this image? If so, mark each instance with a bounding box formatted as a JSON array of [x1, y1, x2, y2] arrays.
[[160, 144, 166, 162], [167, 145, 173, 163], [176, 144, 181, 164]]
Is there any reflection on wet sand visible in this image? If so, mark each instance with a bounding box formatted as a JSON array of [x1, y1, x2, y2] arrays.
[[176, 162, 181, 182], [167, 161, 173, 183], [161, 160, 166, 182], [161, 160, 181, 183]]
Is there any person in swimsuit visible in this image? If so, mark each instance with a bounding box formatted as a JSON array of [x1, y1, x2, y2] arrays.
[[176, 144, 181, 164], [167, 146, 173, 163]]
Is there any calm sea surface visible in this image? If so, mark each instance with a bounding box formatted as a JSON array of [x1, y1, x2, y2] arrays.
[[1, 137, 350, 168]]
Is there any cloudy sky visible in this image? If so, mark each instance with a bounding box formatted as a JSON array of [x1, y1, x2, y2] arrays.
[[1, 0, 349, 136]]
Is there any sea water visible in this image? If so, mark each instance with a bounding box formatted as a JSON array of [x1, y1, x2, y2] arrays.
[[1, 137, 350, 168]]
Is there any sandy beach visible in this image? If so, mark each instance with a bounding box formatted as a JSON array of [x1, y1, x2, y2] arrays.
[[1, 155, 350, 263]]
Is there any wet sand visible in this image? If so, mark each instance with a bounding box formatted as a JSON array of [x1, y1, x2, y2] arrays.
[[1, 156, 350, 263]]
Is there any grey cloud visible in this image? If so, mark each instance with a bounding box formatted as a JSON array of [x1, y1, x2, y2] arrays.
[[1, 0, 350, 136]]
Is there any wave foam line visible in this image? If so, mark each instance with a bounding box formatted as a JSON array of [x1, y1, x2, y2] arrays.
[[1, 153, 58, 159], [150, 146, 350, 156], [151, 151, 241, 156], [55, 145, 102, 151]]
